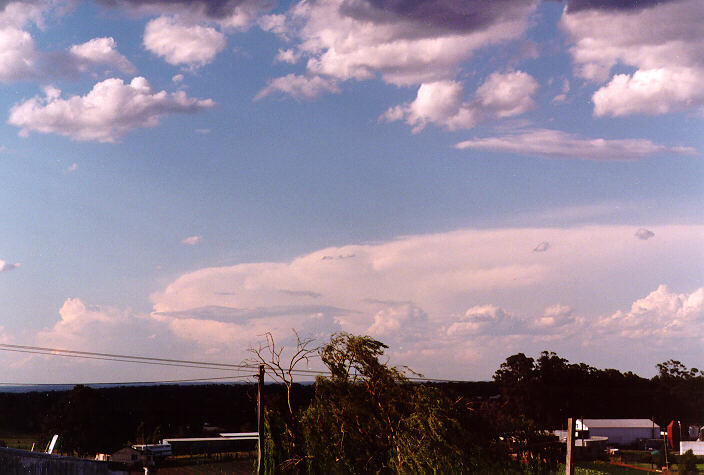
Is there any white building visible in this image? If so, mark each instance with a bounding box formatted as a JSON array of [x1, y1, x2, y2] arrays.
[[575, 419, 660, 447], [681, 441, 704, 455]]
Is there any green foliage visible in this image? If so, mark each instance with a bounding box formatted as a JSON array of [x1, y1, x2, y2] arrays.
[[298, 333, 520, 474], [678, 449, 698, 475]]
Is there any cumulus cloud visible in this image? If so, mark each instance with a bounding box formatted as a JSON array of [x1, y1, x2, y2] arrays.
[[0, 27, 38, 81], [0, 259, 20, 273], [635, 228, 655, 240], [254, 74, 340, 101], [144, 16, 226, 67], [447, 305, 521, 337], [455, 129, 696, 161], [68, 37, 136, 74], [560, 0, 704, 116], [277, 0, 536, 87], [8, 77, 215, 142], [181, 235, 202, 245], [382, 71, 538, 132], [597, 285, 704, 339]]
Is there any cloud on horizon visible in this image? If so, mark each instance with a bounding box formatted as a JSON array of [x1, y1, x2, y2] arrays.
[[455, 129, 696, 161]]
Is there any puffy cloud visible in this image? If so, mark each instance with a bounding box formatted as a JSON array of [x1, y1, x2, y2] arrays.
[[279, 0, 536, 87], [475, 71, 538, 118], [560, 0, 704, 115], [144, 16, 226, 67], [455, 128, 696, 161], [8, 77, 215, 142], [367, 302, 428, 337], [0, 27, 38, 81], [181, 235, 202, 245], [254, 74, 340, 101], [635, 228, 655, 240], [597, 285, 704, 339], [69, 37, 136, 74], [0, 259, 20, 273], [447, 305, 520, 337], [382, 72, 537, 132], [593, 68, 704, 117]]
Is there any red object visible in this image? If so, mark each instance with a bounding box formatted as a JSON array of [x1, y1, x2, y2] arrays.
[[666, 421, 680, 450]]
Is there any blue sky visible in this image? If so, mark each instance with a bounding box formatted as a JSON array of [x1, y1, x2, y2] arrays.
[[0, 0, 702, 383]]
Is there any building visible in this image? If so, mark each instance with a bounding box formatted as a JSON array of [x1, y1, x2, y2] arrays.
[[575, 419, 660, 447], [681, 441, 704, 456]]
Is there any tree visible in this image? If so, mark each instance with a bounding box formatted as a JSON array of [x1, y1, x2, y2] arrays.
[[301, 333, 514, 473], [42, 385, 115, 456], [678, 449, 698, 475], [248, 330, 319, 471], [247, 330, 319, 417]]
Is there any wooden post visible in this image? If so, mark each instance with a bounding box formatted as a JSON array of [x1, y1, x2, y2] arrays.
[[566, 418, 575, 475], [257, 364, 265, 475]]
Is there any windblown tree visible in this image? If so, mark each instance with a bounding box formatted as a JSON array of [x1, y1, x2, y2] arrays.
[[299, 333, 515, 473]]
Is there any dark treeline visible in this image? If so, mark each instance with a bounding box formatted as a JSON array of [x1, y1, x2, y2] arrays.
[[494, 351, 704, 429]]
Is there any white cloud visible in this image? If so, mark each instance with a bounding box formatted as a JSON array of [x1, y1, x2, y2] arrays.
[[144, 16, 226, 67], [274, 48, 299, 64], [8, 77, 215, 142], [593, 68, 704, 117], [382, 71, 538, 132], [455, 128, 696, 161], [181, 235, 202, 245], [597, 285, 704, 340], [2, 224, 702, 380], [172, 73, 184, 83], [65, 162, 78, 173], [0, 259, 20, 273], [280, 0, 536, 87], [254, 74, 340, 101], [0, 27, 38, 81], [69, 37, 136, 74], [560, 0, 704, 116]]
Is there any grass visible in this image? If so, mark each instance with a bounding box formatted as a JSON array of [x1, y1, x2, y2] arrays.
[[0, 433, 44, 451]]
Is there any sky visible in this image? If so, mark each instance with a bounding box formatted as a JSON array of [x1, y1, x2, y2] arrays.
[[0, 0, 702, 384]]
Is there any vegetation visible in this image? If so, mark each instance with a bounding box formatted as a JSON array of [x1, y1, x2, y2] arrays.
[[0, 333, 702, 473]]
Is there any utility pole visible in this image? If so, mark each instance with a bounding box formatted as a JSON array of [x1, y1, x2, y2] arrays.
[[565, 418, 575, 475], [257, 364, 265, 475]]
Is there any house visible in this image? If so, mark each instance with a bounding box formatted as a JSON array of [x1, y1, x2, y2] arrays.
[[111, 446, 153, 467], [575, 419, 660, 447]]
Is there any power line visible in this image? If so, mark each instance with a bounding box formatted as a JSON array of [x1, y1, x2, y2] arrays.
[[0, 347, 243, 372], [0, 343, 480, 384], [0, 343, 252, 370], [0, 374, 256, 388]]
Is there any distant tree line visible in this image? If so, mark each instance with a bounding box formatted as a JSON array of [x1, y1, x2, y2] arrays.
[[0, 334, 701, 468]]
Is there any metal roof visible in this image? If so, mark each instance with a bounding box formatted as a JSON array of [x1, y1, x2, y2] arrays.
[[580, 419, 659, 429]]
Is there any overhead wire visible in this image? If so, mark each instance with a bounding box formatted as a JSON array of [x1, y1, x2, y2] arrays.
[[0, 342, 478, 384]]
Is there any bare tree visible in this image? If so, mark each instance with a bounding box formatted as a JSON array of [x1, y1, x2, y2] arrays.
[[247, 329, 319, 416]]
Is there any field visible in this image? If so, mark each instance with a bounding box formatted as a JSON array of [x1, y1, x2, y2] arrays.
[[0, 433, 43, 451]]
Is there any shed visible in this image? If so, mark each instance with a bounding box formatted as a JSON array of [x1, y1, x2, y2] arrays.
[[575, 419, 660, 447]]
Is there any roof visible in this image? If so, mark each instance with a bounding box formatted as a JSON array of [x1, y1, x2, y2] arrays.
[[581, 419, 659, 429]]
